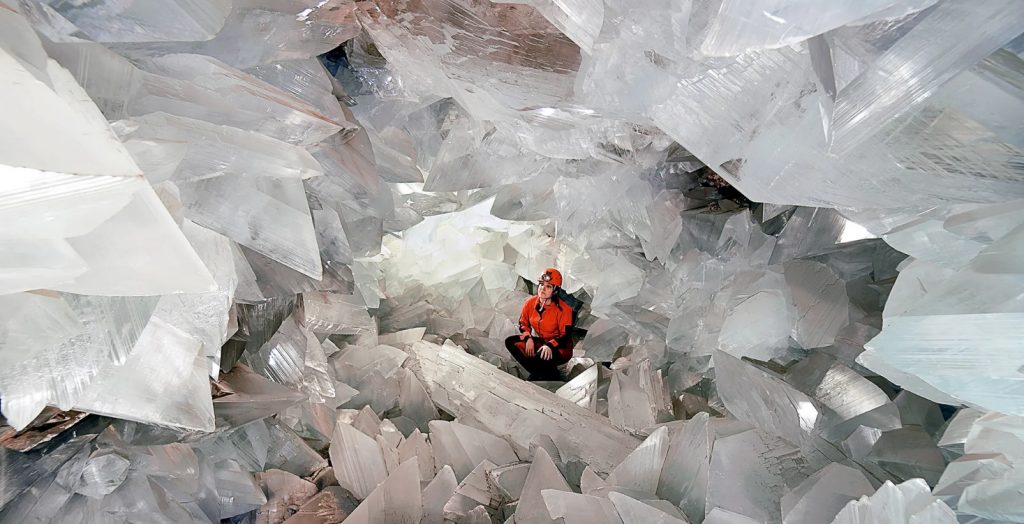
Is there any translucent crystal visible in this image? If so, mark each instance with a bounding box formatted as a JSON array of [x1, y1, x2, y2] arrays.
[[608, 491, 689, 524], [829, 479, 957, 524], [704, 507, 764, 524], [397, 429, 435, 481], [52, 184, 216, 296], [399, 371, 439, 433], [605, 426, 668, 493], [328, 420, 388, 499], [177, 174, 322, 279], [422, 465, 459, 524], [866, 426, 946, 487], [713, 350, 821, 448], [516, 447, 572, 524], [830, 0, 1024, 154], [45, 44, 345, 147], [73, 316, 215, 432], [707, 428, 811, 523], [408, 340, 640, 476], [31, 0, 230, 43], [428, 421, 518, 481], [75, 453, 131, 499], [265, 418, 329, 478], [542, 490, 624, 524], [0, 293, 159, 430], [443, 460, 500, 519], [213, 460, 267, 518], [936, 408, 984, 462], [701, 0, 929, 57], [860, 223, 1024, 415], [784, 260, 851, 349], [256, 469, 318, 524], [781, 463, 875, 524], [239, 313, 308, 390], [212, 364, 307, 429], [658, 413, 713, 523], [302, 292, 375, 335], [106, 0, 360, 70], [342, 457, 422, 524]]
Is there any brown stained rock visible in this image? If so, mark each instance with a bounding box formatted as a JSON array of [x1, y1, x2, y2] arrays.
[[309, 467, 340, 490], [0, 408, 88, 452], [359, 0, 581, 74], [256, 469, 320, 524], [282, 487, 360, 524]]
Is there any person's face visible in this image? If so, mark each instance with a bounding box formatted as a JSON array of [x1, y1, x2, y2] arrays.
[[537, 282, 555, 300]]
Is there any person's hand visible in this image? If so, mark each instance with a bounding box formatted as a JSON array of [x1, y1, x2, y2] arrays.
[[539, 346, 553, 360], [524, 338, 535, 357], [520, 331, 530, 340]]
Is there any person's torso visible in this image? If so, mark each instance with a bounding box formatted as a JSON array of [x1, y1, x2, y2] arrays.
[[524, 296, 570, 339]]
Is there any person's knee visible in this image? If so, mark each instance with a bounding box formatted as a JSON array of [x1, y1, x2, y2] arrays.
[[504, 335, 520, 352]]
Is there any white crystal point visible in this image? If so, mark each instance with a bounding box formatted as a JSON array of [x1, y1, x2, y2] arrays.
[[605, 426, 669, 493], [713, 350, 821, 447], [332, 344, 408, 385], [516, 447, 572, 524], [936, 408, 984, 461], [73, 316, 215, 432], [214, 460, 267, 518], [399, 370, 439, 433], [932, 453, 1013, 498], [781, 463, 874, 524], [609, 491, 690, 524], [489, 462, 531, 501], [428, 420, 518, 481], [53, 185, 217, 296], [422, 465, 459, 524], [882, 259, 955, 327], [542, 489, 624, 524], [2, 18, 140, 178], [829, 479, 957, 524], [965, 412, 1024, 459], [703, 507, 763, 524], [343, 457, 423, 524], [397, 429, 435, 481], [329, 419, 388, 500], [178, 173, 323, 279], [658, 413, 712, 523], [608, 369, 658, 433], [443, 460, 500, 519], [239, 313, 309, 390], [707, 428, 808, 523]]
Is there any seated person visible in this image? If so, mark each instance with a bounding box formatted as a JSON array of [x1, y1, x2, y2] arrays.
[[504, 268, 574, 381]]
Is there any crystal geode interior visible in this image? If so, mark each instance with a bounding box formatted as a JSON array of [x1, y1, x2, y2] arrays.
[[1, 0, 1023, 523]]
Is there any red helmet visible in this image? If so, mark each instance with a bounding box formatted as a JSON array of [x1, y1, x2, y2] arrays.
[[538, 268, 562, 287]]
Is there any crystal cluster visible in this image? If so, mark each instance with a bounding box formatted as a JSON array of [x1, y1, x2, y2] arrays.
[[2, 0, 1024, 523]]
